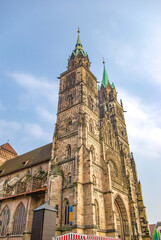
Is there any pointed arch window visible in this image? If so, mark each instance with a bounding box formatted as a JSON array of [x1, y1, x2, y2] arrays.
[[64, 200, 69, 225], [68, 95, 73, 107], [88, 96, 93, 110], [66, 117, 72, 132], [67, 145, 71, 157], [12, 202, 26, 235], [90, 145, 95, 162], [94, 200, 99, 228], [93, 175, 96, 186], [68, 117, 72, 126], [0, 205, 10, 236], [89, 118, 94, 133], [68, 174, 72, 184]]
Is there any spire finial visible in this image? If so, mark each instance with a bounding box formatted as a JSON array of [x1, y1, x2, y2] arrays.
[[75, 27, 82, 50], [102, 59, 109, 87]]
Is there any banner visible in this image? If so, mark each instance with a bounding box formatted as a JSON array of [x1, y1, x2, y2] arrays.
[[69, 206, 73, 224]]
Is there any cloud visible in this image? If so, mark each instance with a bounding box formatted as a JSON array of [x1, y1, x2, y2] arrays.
[[0, 118, 52, 148], [36, 105, 56, 123], [0, 120, 21, 144], [118, 88, 161, 160], [7, 72, 59, 104], [23, 122, 50, 140], [107, 28, 161, 87]]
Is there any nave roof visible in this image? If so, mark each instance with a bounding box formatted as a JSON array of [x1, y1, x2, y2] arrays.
[[0, 143, 52, 177]]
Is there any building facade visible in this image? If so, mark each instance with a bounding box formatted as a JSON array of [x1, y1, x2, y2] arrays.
[[0, 31, 150, 240], [0, 143, 17, 165]]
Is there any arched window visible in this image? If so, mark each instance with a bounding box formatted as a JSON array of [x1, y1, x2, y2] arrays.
[[89, 118, 94, 133], [68, 174, 72, 184], [64, 200, 69, 225], [66, 118, 72, 131], [67, 145, 71, 157], [94, 200, 99, 228], [88, 96, 93, 110], [12, 202, 26, 235], [68, 95, 73, 106], [90, 145, 95, 162], [0, 205, 10, 236], [93, 175, 96, 186]]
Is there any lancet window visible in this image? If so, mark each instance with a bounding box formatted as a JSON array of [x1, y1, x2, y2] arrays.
[[67, 145, 71, 157], [0, 205, 10, 237], [66, 117, 72, 131], [88, 96, 93, 110], [90, 145, 95, 162], [94, 200, 99, 228], [89, 118, 94, 133], [12, 202, 26, 235], [93, 175, 96, 186], [68, 95, 73, 106], [64, 200, 69, 225]]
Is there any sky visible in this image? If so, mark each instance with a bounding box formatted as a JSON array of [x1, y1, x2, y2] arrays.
[[0, 0, 161, 224]]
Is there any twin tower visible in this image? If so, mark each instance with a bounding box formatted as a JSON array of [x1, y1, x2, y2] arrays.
[[48, 30, 150, 240]]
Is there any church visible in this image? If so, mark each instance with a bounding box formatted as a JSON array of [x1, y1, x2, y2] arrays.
[[0, 30, 150, 240]]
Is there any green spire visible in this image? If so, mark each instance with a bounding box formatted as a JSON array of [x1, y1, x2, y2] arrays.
[[75, 27, 83, 50], [102, 60, 109, 87], [111, 82, 114, 89], [69, 28, 87, 59]]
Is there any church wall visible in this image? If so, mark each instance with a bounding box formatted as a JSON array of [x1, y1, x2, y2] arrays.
[[0, 196, 29, 240], [0, 161, 48, 239]]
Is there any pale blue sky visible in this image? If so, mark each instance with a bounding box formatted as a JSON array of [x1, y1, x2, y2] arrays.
[[0, 0, 161, 223]]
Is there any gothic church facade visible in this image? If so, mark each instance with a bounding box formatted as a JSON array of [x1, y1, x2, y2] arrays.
[[0, 31, 150, 240]]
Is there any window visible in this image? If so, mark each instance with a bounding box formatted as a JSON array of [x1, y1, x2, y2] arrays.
[[88, 96, 93, 110], [93, 175, 96, 186], [68, 95, 73, 106], [66, 72, 75, 88], [69, 175, 72, 184], [66, 118, 72, 131], [64, 200, 69, 225], [0, 205, 10, 236], [12, 203, 26, 235], [68, 119, 72, 126], [89, 119, 94, 133], [67, 145, 71, 157], [94, 200, 99, 228], [90, 145, 95, 162], [55, 205, 59, 217]]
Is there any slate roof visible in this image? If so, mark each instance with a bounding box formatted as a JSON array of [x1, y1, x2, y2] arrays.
[[0, 143, 52, 177], [0, 142, 17, 155]]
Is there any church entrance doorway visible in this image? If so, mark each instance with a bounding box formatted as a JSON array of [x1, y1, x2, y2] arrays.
[[114, 195, 130, 240]]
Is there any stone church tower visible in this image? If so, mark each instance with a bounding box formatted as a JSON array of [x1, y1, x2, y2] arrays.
[[48, 30, 150, 240]]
